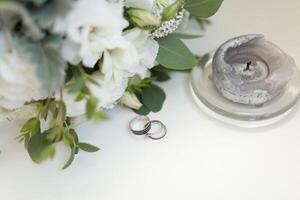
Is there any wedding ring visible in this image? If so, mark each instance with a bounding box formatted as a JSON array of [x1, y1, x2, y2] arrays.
[[129, 116, 151, 135], [146, 120, 167, 140]]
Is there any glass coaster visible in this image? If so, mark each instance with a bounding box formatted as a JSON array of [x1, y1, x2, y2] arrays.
[[190, 60, 300, 128]]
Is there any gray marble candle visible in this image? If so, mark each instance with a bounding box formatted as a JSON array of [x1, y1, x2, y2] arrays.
[[212, 34, 299, 105]]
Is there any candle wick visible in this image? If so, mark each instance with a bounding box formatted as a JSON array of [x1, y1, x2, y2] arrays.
[[244, 61, 252, 71]]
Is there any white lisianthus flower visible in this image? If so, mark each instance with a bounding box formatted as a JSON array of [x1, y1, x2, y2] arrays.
[[124, 0, 156, 10], [0, 32, 48, 110], [124, 28, 159, 78], [53, 0, 128, 68], [61, 35, 140, 117], [62, 28, 159, 117]]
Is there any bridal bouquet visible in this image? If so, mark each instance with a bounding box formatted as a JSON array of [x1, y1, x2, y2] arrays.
[[0, 0, 222, 168]]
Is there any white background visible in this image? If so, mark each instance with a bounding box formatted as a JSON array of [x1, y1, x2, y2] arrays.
[[1, 0, 300, 199]]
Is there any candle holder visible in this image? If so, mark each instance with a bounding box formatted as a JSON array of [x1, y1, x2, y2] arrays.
[[190, 35, 300, 127]]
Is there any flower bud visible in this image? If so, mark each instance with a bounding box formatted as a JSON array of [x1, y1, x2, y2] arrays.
[[162, 0, 184, 21], [127, 8, 160, 30], [121, 91, 143, 110]]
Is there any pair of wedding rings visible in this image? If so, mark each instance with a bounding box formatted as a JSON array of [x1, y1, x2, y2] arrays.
[[129, 116, 167, 140]]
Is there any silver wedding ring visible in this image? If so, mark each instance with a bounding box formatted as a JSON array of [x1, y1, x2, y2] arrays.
[[129, 116, 167, 140], [129, 116, 151, 135]]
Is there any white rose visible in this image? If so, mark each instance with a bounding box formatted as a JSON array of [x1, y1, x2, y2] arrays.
[[0, 32, 48, 110], [53, 0, 128, 68]]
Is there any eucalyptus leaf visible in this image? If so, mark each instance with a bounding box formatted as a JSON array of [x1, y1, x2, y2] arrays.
[[68, 70, 86, 93], [20, 117, 40, 136], [134, 104, 151, 116], [141, 84, 166, 112], [156, 35, 197, 70], [62, 147, 75, 170], [27, 131, 55, 163], [185, 0, 223, 18], [86, 96, 98, 119], [172, 33, 203, 39], [198, 53, 211, 67], [151, 67, 170, 82], [78, 143, 100, 152]]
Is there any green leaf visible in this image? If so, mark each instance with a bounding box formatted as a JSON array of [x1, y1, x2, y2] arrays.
[[63, 128, 79, 147], [151, 67, 170, 82], [86, 96, 98, 119], [20, 117, 40, 136], [27, 131, 55, 163], [56, 101, 66, 123], [185, 0, 223, 18], [156, 35, 197, 70], [78, 143, 100, 152], [62, 147, 76, 170], [172, 33, 203, 39], [162, 0, 183, 21], [46, 126, 64, 142], [198, 53, 211, 67], [134, 104, 151, 115], [67, 68, 86, 93], [92, 111, 108, 121], [141, 84, 166, 112]]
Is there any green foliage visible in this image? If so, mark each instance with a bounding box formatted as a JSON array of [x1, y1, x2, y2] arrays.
[[127, 77, 156, 94], [172, 33, 203, 39], [27, 129, 55, 163], [18, 100, 100, 169], [162, 0, 183, 21], [78, 143, 100, 152], [135, 104, 151, 116], [185, 0, 223, 18], [141, 84, 166, 112], [67, 67, 107, 121], [198, 53, 211, 67], [156, 35, 197, 70], [13, 35, 66, 93], [18, 117, 40, 148], [127, 75, 167, 115], [194, 18, 212, 30], [151, 66, 170, 82]]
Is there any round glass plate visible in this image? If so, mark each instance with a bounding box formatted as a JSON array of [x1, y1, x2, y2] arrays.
[[190, 60, 300, 128]]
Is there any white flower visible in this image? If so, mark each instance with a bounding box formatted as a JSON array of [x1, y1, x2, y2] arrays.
[[62, 28, 159, 117], [124, 0, 156, 10], [53, 0, 128, 68], [124, 28, 159, 78], [0, 32, 48, 110], [124, 0, 176, 11]]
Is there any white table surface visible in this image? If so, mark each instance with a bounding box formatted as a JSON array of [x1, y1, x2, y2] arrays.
[[1, 0, 300, 200]]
